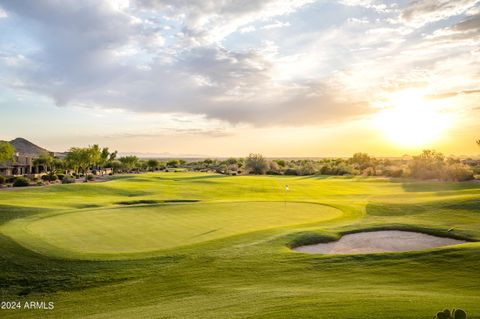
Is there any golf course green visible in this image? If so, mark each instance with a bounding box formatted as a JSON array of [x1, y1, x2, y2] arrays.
[[1, 172, 479, 318]]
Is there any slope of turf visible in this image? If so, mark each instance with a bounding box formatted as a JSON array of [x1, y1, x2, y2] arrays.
[[0, 172, 479, 319], [2, 202, 341, 258]]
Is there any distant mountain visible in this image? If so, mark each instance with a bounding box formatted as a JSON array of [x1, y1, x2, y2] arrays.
[[9, 138, 51, 157]]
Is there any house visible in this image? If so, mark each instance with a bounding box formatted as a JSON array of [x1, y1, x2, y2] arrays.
[[0, 138, 52, 177]]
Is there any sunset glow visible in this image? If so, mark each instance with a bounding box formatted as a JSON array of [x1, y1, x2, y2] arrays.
[[373, 90, 453, 147], [0, 1, 479, 156]]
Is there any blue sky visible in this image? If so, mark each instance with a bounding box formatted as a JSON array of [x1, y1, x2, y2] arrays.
[[0, 0, 479, 156]]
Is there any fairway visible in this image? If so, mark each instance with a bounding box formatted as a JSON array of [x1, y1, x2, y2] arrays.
[[2, 202, 341, 258], [1, 172, 480, 319]]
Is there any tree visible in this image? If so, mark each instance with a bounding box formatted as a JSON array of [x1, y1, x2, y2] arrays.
[[65, 145, 100, 178], [167, 159, 179, 168], [89, 144, 102, 171], [350, 153, 372, 170], [298, 160, 317, 175], [109, 150, 118, 162], [119, 156, 139, 172], [99, 147, 110, 168], [245, 153, 268, 175], [33, 154, 54, 173], [65, 147, 90, 175], [147, 159, 159, 171], [0, 141, 15, 164], [110, 160, 122, 174], [408, 150, 445, 180]]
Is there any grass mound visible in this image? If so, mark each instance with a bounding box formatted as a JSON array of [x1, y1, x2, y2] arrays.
[[2, 201, 341, 258]]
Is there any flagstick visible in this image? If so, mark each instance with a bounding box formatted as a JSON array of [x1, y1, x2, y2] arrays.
[[284, 184, 288, 208]]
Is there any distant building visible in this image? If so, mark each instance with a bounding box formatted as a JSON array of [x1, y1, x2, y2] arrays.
[[0, 153, 35, 177], [0, 138, 53, 177]]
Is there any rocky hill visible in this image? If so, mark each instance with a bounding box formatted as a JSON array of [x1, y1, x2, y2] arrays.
[[8, 137, 51, 157]]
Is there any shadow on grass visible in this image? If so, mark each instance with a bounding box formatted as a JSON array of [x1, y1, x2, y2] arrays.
[[153, 174, 226, 182], [397, 179, 480, 194], [365, 202, 428, 216], [0, 233, 186, 296], [0, 205, 51, 225]]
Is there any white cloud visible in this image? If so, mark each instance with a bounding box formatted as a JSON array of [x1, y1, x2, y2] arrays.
[[1, 0, 479, 130], [136, 0, 312, 45], [239, 26, 256, 34], [262, 20, 291, 29], [400, 0, 480, 28], [0, 6, 7, 18]]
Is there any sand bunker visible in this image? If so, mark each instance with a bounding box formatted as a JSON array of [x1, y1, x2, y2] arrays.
[[293, 230, 466, 254]]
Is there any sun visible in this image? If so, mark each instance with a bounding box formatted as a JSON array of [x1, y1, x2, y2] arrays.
[[373, 90, 452, 147]]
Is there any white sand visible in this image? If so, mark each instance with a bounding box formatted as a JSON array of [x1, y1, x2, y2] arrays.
[[293, 230, 466, 255]]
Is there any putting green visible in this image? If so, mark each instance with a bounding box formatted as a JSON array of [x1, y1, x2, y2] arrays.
[[2, 201, 341, 258]]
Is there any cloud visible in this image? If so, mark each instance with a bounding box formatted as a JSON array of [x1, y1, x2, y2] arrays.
[[0, 0, 372, 127], [0, 6, 7, 18], [426, 89, 480, 100], [1, 0, 479, 131], [400, 0, 480, 27], [338, 0, 390, 13], [135, 0, 313, 44], [262, 20, 291, 29], [427, 13, 480, 42]]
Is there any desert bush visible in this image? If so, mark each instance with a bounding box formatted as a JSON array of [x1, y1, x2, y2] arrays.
[[13, 177, 30, 187], [62, 175, 76, 184], [384, 168, 403, 177], [298, 161, 317, 176], [268, 161, 281, 174], [442, 164, 474, 182], [362, 167, 376, 176], [408, 150, 445, 179], [349, 152, 373, 170], [284, 168, 298, 175], [245, 153, 268, 175]]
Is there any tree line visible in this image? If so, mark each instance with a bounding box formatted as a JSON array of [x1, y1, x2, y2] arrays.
[[0, 140, 479, 187]]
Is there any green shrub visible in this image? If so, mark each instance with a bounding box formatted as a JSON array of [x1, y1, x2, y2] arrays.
[[57, 174, 65, 181], [42, 173, 58, 182], [13, 177, 30, 187], [0, 176, 5, 185], [62, 176, 76, 184], [86, 174, 95, 181], [453, 309, 467, 319], [435, 308, 467, 319]]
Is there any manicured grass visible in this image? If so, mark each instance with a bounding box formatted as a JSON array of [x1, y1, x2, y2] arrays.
[[0, 172, 479, 318], [3, 202, 341, 258]]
